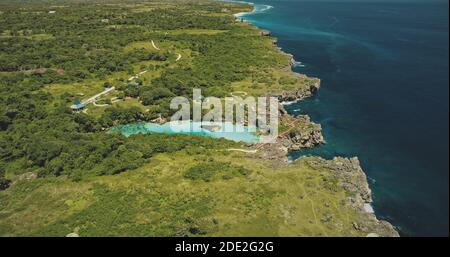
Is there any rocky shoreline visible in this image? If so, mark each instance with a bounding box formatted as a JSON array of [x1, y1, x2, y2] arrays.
[[256, 141, 398, 236], [302, 156, 399, 237], [240, 5, 398, 236], [273, 55, 325, 151], [279, 111, 324, 151], [277, 76, 321, 103]]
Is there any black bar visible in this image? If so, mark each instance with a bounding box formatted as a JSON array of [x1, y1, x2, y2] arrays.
[[0, 237, 447, 256]]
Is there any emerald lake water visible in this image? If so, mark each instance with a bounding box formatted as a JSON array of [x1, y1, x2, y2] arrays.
[[111, 121, 260, 143]]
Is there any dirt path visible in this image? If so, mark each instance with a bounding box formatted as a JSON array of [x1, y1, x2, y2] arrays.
[[151, 40, 160, 50], [93, 101, 109, 107], [82, 87, 115, 105], [227, 149, 258, 153], [128, 70, 147, 81]]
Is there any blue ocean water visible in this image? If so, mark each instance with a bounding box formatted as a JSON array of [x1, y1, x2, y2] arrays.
[[236, 0, 449, 236]]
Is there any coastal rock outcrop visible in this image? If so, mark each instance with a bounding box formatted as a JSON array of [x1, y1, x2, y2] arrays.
[[279, 114, 324, 151], [277, 78, 321, 103], [242, 7, 399, 237], [277, 102, 324, 151], [301, 156, 399, 237], [258, 142, 290, 167], [261, 78, 397, 235]]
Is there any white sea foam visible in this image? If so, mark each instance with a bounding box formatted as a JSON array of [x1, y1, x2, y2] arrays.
[[281, 100, 298, 105], [227, 1, 273, 18], [363, 203, 375, 214], [233, 12, 248, 17], [293, 61, 306, 68], [255, 5, 273, 14]]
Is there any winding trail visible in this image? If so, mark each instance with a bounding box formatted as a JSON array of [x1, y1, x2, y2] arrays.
[[111, 97, 121, 103], [128, 75, 137, 81], [93, 101, 109, 107], [128, 70, 147, 81], [151, 40, 160, 50], [227, 148, 258, 153], [151, 39, 181, 62]]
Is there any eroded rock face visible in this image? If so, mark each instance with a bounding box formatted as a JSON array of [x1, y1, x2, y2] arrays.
[[327, 157, 373, 203], [277, 78, 321, 102], [278, 114, 325, 151], [302, 156, 399, 237], [263, 65, 398, 236], [253, 145, 399, 236], [288, 119, 323, 150], [272, 77, 324, 151], [258, 143, 289, 167]]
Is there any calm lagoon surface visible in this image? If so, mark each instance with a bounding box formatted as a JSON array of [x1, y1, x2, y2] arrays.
[[111, 121, 260, 143]]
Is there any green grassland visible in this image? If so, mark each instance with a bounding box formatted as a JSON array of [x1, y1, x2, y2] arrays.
[[0, 146, 371, 236]]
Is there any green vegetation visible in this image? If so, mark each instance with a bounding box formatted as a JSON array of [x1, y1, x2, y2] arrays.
[[0, 0, 306, 182], [0, 0, 374, 237], [184, 161, 251, 182], [0, 150, 372, 236]]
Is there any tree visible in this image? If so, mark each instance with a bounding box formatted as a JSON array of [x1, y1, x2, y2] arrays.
[[103, 81, 112, 88], [140, 87, 174, 105]]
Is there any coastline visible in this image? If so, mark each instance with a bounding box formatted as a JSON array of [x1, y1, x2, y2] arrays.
[[1, 0, 446, 237], [230, 0, 399, 237], [0, 0, 405, 236]]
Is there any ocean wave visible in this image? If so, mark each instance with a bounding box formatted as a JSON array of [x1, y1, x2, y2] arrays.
[[281, 100, 298, 105], [254, 4, 273, 14], [226, 0, 273, 17], [293, 61, 306, 68]]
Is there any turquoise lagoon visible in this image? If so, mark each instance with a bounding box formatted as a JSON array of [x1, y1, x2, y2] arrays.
[[110, 121, 260, 144]]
